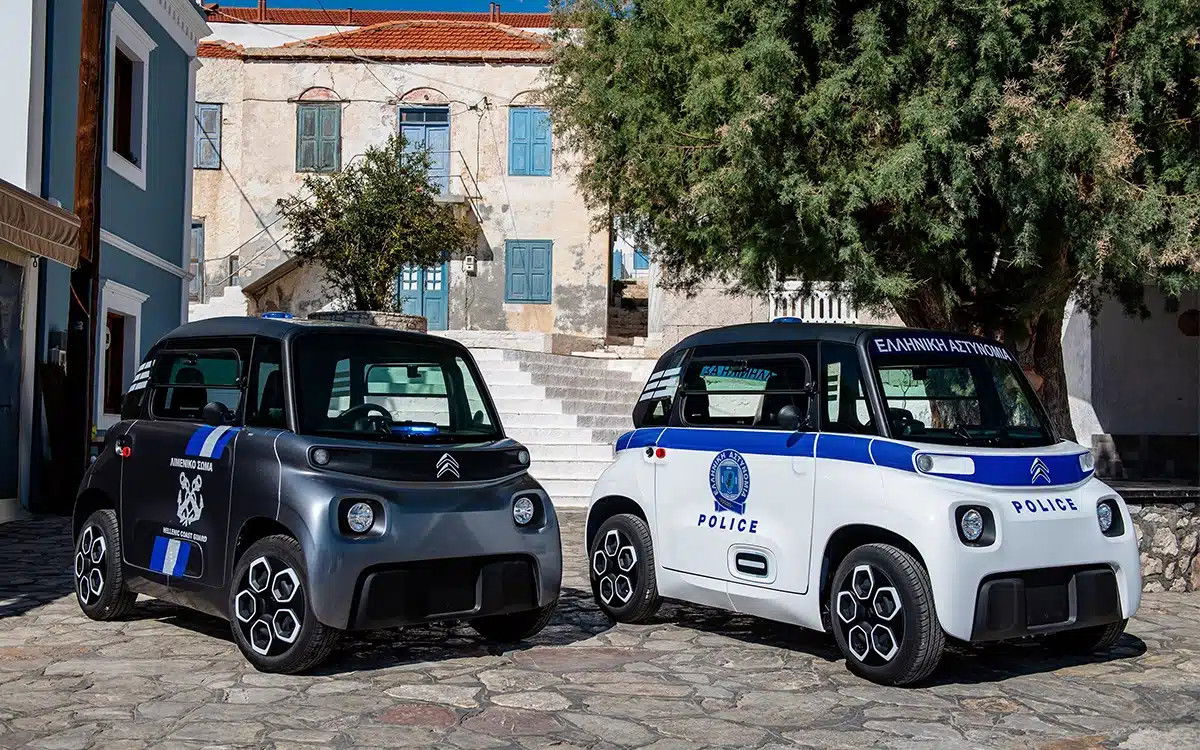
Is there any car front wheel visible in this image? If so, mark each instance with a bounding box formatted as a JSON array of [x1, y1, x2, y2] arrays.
[[228, 535, 338, 673], [589, 513, 661, 623], [74, 509, 137, 621], [829, 543, 945, 686]]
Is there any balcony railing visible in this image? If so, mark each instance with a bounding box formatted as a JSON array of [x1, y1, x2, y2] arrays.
[[769, 282, 859, 323]]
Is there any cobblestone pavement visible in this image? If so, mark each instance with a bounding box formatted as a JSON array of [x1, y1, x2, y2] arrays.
[[2, 513, 1200, 749]]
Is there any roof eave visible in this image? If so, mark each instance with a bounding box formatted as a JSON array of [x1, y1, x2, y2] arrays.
[[241, 47, 551, 63]]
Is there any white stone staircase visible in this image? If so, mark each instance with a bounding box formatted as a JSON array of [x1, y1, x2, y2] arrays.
[[188, 285, 249, 322], [470, 348, 656, 508]]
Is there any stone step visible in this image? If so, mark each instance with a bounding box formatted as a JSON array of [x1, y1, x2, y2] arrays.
[[493, 397, 632, 417], [548, 495, 589, 509], [499, 412, 577, 428], [487, 383, 547, 399], [529, 458, 611, 480], [479, 363, 645, 384], [537, 478, 596, 500], [576, 414, 635, 430], [524, 443, 612, 461], [506, 427, 596, 444]]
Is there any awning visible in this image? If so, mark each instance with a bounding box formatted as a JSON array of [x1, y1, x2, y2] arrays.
[[0, 177, 80, 269]]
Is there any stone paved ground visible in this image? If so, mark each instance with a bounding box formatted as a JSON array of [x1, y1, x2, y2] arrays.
[[2, 512, 1200, 749]]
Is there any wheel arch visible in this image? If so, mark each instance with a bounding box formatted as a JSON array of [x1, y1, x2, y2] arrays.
[[73, 488, 116, 541], [819, 523, 928, 609], [231, 516, 298, 570], [585, 495, 650, 553]]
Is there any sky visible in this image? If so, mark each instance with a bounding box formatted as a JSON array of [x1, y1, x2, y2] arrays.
[[216, 0, 553, 12]]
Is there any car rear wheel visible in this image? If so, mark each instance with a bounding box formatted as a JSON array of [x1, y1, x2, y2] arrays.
[[589, 513, 661, 623], [228, 535, 338, 673], [470, 599, 558, 642], [74, 509, 137, 621], [829, 543, 944, 686], [1043, 619, 1127, 655]]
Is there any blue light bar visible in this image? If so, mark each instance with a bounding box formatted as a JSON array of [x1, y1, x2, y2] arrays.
[[772, 316, 803, 323], [392, 425, 440, 435], [261, 311, 294, 319]]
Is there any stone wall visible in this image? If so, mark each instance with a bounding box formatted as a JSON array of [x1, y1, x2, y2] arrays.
[[1129, 503, 1200, 592], [308, 310, 427, 333]]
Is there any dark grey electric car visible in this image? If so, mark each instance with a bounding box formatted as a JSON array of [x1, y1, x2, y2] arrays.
[[73, 316, 561, 672]]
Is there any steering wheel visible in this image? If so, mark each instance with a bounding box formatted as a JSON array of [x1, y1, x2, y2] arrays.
[[335, 402, 392, 432]]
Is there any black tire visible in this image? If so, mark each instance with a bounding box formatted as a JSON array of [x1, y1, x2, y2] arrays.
[[74, 509, 137, 621], [228, 535, 339, 674], [1043, 619, 1127, 655], [470, 599, 558, 642], [589, 513, 661, 623], [829, 543, 945, 686]]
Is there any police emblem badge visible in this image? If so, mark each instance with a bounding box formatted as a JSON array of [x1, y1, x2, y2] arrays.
[[709, 450, 750, 515]]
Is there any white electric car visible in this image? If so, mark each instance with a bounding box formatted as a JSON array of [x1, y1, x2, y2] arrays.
[[586, 322, 1140, 685]]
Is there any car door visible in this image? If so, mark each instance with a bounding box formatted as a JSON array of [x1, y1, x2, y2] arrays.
[[120, 338, 249, 593], [653, 343, 818, 602]]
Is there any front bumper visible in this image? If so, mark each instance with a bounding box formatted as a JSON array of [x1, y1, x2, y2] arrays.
[[970, 565, 1122, 641], [282, 470, 562, 631]]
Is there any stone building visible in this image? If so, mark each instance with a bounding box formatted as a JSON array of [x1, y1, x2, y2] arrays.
[[190, 5, 612, 352]]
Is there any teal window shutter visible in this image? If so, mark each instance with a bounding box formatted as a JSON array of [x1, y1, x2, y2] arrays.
[[505, 240, 552, 303], [508, 108, 530, 176], [194, 103, 221, 169], [508, 108, 552, 177], [530, 109, 551, 176], [297, 103, 340, 172]]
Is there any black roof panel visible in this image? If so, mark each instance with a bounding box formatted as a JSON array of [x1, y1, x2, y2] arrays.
[[664, 321, 900, 359], [161, 316, 469, 350]]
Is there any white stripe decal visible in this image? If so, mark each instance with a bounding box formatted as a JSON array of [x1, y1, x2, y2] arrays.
[[162, 539, 181, 576], [136, 361, 153, 374], [199, 425, 231, 458]]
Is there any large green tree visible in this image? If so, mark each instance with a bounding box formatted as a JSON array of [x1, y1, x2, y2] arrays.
[[278, 134, 474, 312], [548, 0, 1200, 436]]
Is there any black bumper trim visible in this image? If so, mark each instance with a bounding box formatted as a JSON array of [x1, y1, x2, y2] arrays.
[[970, 565, 1122, 642], [349, 554, 540, 630]]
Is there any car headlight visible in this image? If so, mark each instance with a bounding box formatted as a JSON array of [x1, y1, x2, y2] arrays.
[[960, 508, 985, 542], [346, 502, 374, 533], [513, 496, 536, 526], [1097, 502, 1114, 533], [517, 449, 530, 466], [1079, 452, 1095, 472]]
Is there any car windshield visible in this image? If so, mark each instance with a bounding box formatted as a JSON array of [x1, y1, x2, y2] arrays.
[[867, 333, 1055, 448], [292, 332, 501, 443]]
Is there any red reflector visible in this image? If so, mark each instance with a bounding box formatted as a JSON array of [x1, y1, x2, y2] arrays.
[[655, 447, 666, 459], [120, 446, 132, 458]]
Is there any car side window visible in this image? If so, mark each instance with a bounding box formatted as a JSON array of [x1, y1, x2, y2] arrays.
[[150, 348, 244, 422], [246, 339, 286, 429], [633, 350, 686, 428], [821, 342, 876, 435], [679, 353, 813, 430]]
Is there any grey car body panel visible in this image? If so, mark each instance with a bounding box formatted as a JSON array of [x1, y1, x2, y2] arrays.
[[77, 316, 561, 631]]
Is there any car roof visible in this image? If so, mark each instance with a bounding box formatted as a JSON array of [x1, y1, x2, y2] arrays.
[[662, 321, 900, 360], [160, 316, 470, 351]]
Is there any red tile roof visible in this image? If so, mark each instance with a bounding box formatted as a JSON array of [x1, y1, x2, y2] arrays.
[[197, 40, 245, 58], [284, 20, 549, 52], [204, 4, 556, 29]]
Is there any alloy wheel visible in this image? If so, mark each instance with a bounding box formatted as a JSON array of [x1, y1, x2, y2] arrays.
[[235, 556, 303, 657], [74, 524, 107, 605], [833, 563, 905, 666], [592, 528, 639, 607]]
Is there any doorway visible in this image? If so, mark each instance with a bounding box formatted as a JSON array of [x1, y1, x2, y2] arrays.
[[399, 263, 450, 331], [399, 107, 450, 193], [0, 258, 23, 501]]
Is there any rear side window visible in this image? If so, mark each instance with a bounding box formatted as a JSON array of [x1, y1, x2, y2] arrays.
[[150, 348, 244, 421], [633, 350, 686, 427], [246, 339, 285, 428], [679, 354, 812, 429], [821, 342, 876, 435]]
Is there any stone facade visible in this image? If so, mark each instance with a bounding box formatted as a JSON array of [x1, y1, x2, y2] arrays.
[[1129, 503, 1200, 592], [309, 310, 427, 333]]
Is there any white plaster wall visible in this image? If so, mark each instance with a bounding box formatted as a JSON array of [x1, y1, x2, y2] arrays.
[[192, 56, 609, 338]]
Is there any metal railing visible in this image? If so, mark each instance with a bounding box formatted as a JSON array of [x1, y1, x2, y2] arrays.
[[769, 282, 859, 323]]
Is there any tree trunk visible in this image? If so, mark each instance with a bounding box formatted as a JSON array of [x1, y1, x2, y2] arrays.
[[891, 288, 1077, 443]]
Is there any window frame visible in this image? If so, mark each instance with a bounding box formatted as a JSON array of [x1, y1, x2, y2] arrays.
[[504, 239, 553, 304], [146, 343, 249, 424], [194, 102, 222, 170], [674, 351, 816, 431], [819, 341, 882, 437], [105, 3, 156, 191], [95, 280, 148, 430], [296, 102, 342, 173], [245, 337, 289, 430], [507, 106, 552, 177]]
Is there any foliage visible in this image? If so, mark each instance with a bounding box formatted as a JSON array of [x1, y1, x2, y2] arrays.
[[548, 0, 1200, 435], [278, 135, 474, 312]]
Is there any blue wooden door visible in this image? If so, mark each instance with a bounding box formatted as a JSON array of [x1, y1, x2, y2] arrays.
[[400, 107, 450, 193], [0, 259, 22, 499], [398, 263, 449, 330]]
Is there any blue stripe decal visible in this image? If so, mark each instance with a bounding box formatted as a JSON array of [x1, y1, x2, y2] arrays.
[[171, 541, 191, 576], [815, 434, 873, 464], [149, 536, 169, 573], [871, 440, 918, 472], [618, 426, 1090, 487], [210, 428, 240, 459], [185, 426, 215, 457]]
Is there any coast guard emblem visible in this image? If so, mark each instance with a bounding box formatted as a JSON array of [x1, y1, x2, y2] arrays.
[[709, 450, 750, 515], [177, 473, 204, 527]]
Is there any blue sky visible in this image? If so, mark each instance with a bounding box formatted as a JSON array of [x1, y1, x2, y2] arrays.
[[218, 0, 552, 12]]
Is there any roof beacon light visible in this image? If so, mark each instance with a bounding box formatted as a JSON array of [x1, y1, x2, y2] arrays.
[[772, 316, 803, 323], [261, 311, 294, 319]]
